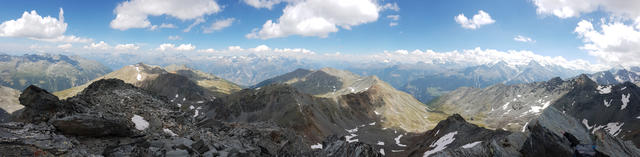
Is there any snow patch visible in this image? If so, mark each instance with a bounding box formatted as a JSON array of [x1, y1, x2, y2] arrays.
[[346, 127, 358, 133], [189, 105, 195, 110], [502, 102, 510, 110], [522, 122, 529, 132], [392, 150, 404, 152], [163, 128, 177, 136], [461, 141, 482, 149], [135, 66, 142, 81], [177, 103, 182, 107], [310, 143, 323, 149], [193, 109, 199, 117], [423, 131, 457, 157], [604, 99, 612, 107], [597, 85, 612, 94], [621, 87, 627, 91], [377, 141, 385, 145], [582, 119, 593, 130], [197, 101, 204, 104], [131, 115, 149, 130], [374, 111, 381, 115], [395, 135, 407, 147], [517, 94, 522, 98], [345, 134, 358, 143], [528, 101, 551, 114], [369, 122, 376, 126], [605, 122, 624, 136], [379, 149, 385, 155], [621, 93, 631, 110]]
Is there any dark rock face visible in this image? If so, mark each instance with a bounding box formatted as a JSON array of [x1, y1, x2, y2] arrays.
[[312, 135, 384, 157], [16, 85, 62, 123], [52, 114, 135, 137], [19, 85, 61, 110], [1, 79, 321, 156], [404, 114, 640, 157]]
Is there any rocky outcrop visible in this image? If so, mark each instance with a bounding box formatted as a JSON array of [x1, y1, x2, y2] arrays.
[[15, 85, 62, 123], [311, 135, 384, 157], [404, 114, 640, 157], [1, 79, 319, 156]]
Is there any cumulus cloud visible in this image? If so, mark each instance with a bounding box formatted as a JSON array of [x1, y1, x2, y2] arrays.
[[0, 8, 91, 43], [110, 0, 221, 30], [197, 48, 216, 53], [246, 0, 380, 39], [157, 43, 196, 51], [532, 0, 640, 19], [514, 35, 535, 43], [574, 20, 640, 67], [227, 46, 244, 51], [57, 43, 72, 49], [203, 18, 235, 33], [242, 0, 294, 9], [115, 44, 140, 51], [454, 10, 495, 29], [168, 35, 182, 40], [84, 41, 110, 50], [368, 47, 606, 71], [249, 44, 271, 52]]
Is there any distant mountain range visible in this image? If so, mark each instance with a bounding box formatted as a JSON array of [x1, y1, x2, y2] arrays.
[[0, 53, 111, 92]]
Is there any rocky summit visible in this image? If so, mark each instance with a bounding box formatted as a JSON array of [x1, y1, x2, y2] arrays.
[[0, 78, 385, 156]]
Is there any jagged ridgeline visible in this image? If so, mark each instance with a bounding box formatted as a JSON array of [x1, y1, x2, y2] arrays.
[[0, 54, 111, 92]]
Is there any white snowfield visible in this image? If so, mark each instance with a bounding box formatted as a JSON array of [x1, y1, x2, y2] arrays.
[[131, 114, 149, 130], [135, 66, 142, 81], [310, 143, 323, 149], [621, 93, 630, 110], [597, 85, 612, 94], [461, 141, 482, 149], [423, 131, 457, 157]]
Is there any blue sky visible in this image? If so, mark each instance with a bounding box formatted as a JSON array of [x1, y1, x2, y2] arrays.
[[0, 0, 639, 69]]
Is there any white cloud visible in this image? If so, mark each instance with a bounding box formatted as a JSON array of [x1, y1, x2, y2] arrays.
[[149, 23, 177, 30], [197, 48, 216, 53], [380, 3, 400, 12], [575, 20, 640, 67], [387, 15, 399, 27], [246, 0, 380, 39], [454, 10, 495, 29], [387, 15, 400, 21], [514, 35, 535, 43], [532, 0, 640, 19], [227, 46, 244, 51], [0, 8, 91, 43], [57, 43, 72, 49], [204, 18, 235, 33], [242, 0, 294, 9], [115, 44, 140, 51], [84, 41, 110, 50], [367, 47, 606, 72], [249, 44, 271, 52], [183, 17, 205, 32], [168, 35, 182, 40], [157, 43, 195, 51], [110, 0, 221, 30]]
